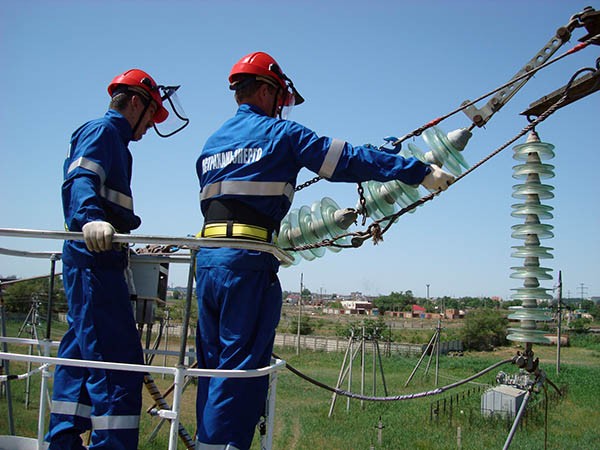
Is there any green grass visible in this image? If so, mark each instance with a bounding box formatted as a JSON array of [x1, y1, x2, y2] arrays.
[[2, 319, 600, 449], [261, 349, 600, 450]]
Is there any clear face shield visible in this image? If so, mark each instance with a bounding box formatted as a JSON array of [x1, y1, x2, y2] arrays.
[[154, 85, 190, 138], [268, 63, 303, 121], [280, 88, 295, 120]]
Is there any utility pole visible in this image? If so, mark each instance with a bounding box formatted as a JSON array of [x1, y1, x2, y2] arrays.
[[296, 273, 303, 355], [556, 271, 562, 375], [578, 283, 588, 306]]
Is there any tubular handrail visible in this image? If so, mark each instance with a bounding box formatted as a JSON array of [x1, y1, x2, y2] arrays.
[[0, 350, 285, 379], [0, 228, 294, 265], [0, 247, 193, 265]]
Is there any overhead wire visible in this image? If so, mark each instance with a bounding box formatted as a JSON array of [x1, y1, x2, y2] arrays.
[[392, 34, 599, 145], [293, 33, 599, 195], [284, 49, 599, 253]]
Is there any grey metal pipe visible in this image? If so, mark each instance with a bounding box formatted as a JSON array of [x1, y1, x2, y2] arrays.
[[178, 249, 197, 367], [45, 255, 58, 340], [502, 390, 532, 450]]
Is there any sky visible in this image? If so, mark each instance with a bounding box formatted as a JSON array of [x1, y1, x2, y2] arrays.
[[1, 0, 598, 301]]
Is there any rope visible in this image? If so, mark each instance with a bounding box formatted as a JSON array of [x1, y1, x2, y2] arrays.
[[274, 352, 515, 402]]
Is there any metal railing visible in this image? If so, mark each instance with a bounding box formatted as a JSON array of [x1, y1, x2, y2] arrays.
[[0, 227, 292, 450]]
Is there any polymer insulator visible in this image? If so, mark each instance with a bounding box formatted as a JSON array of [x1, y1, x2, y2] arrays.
[[507, 131, 555, 344]]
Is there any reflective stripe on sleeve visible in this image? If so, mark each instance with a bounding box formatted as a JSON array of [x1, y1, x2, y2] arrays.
[[318, 138, 345, 179], [100, 186, 134, 210], [51, 400, 92, 419], [67, 157, 106, 184], [200, 180, 295, 202], [91, 414, 140, 430]]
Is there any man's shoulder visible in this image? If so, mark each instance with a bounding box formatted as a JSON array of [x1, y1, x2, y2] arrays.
[[73, 115, 120, 141]]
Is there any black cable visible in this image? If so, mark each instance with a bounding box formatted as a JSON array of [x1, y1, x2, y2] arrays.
[[274, 352, 514, 402]]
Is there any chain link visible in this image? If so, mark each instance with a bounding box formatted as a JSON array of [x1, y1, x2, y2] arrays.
[[295, 175, 322, 192], [356, 182, 368, 226]]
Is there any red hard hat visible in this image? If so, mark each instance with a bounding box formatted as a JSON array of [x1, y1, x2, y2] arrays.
[[107, 69, 168, 123], [229, 52, 304, 105]]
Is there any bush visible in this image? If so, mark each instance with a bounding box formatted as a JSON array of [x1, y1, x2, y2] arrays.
[[569, 332, 600, 351], [569, 318, 592, 333], [2, 276, 66, 314], [461, 308, 508, 351], [289, 316, 313, 335]]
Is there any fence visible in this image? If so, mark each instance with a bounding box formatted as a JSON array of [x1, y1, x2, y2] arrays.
[[430, 382, 567, 431], [275, 333, 463, 357]]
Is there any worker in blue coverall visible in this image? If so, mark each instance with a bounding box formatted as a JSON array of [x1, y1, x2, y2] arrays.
[[46, 69, 188, 450], [194, 51, 455, 450]]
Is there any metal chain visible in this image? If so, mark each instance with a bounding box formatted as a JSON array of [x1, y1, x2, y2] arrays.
[[295, 175, 322, 192], [356, 182, 368, 226]]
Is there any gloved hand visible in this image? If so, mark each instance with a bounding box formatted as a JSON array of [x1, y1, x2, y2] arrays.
[[421, 164, 455, 192], [82, 221, 115, 252]]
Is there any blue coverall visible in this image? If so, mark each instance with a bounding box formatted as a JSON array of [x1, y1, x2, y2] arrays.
[[46, 109, 144, 450], [195, 103, 430, 450]]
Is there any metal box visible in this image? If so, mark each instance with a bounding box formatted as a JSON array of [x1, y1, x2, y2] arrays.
[[481, 385, 526, 418], [129, 261, 169, 324]]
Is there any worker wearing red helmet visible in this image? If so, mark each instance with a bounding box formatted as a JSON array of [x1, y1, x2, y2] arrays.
[[46, 69, 188, 450], [194, 51, 454, 450]]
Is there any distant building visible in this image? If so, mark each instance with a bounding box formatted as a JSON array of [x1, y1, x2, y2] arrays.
[[285, 293, 300, 304], [444, 308, 465, 319], [167, 286, 187, 298], [412, 304, 426, 314], [341, 300, 374, 315], [568, 309, 594, 320]]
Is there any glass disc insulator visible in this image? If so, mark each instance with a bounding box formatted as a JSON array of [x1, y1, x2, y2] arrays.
[[298, 205, 326, 258]]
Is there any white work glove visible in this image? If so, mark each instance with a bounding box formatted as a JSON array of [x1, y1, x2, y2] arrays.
[[421, 164, 455, 192], [82, 221, 116, 252]]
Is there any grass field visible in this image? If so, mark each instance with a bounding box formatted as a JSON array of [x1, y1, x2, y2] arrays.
[[2, 319, 599, 449]]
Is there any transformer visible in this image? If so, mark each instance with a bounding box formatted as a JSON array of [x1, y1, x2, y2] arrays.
[[481, 385, 527, 418]]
